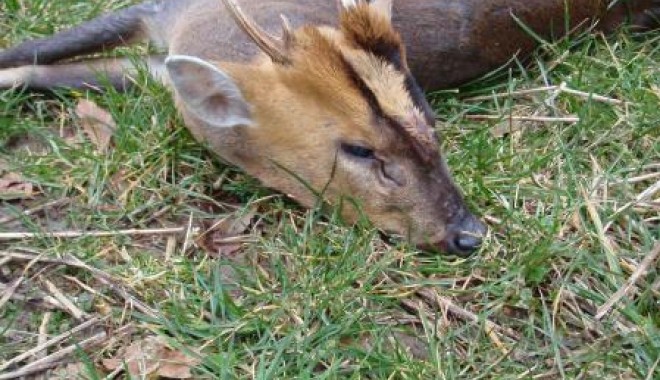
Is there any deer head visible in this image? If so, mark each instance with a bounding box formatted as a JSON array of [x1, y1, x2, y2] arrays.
[[164, 0, 486, 255]]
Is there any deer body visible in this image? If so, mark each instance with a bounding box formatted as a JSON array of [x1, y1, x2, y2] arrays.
[[0, 0, 657, 255], [1, 1, 657, 89]]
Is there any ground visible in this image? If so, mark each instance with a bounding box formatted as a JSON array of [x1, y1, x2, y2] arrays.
[[0, 0, 659, 379]]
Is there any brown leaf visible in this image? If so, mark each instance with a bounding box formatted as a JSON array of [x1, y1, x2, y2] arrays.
[[49, 362, 89, 379], [197, 207, 257, 258], [102, 336, 200, 379], [0, 172, 34, 200], [75, 99, 117, 153], [158, 349, 201, 379]]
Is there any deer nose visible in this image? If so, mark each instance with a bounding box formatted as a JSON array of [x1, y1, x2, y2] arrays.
[[444, 215, 487, 256]]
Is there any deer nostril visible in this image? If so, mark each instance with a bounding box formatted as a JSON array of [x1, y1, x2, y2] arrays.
[[444, 215, 487, 256], [453, 231, 482, 252]]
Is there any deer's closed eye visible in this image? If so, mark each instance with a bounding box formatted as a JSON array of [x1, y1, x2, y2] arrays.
[[341, 143, 375, 159]]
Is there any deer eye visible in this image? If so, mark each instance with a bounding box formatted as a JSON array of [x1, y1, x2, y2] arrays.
[[341, 143, 375, 159]]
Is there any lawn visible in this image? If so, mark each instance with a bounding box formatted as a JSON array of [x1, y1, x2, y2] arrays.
[[0, 0, 659, 378]]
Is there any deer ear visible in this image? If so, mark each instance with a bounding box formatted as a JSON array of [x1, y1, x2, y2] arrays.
[[337, 0, 393, 21], [165, 55, 253, 128], [369, 0, 393, 20], [338, 0, 357, 10]]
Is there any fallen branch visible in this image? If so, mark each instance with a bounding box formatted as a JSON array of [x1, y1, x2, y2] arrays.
[[465, 85, 558, 102], [596, 242, 660, 320], [0, 277, 24, 311], [0, 227, 188, 241], [0, 251, 75, 265], [417, 288, 520, 341], [64, 255, 159, 319], [42, 279, 88, 320], [0, 361, 70, 380], [465, 114, 580, 123], [0, 331, 108, 380], [0, 252, 158, 319], [464, 82, 625, 106], [37, 312, 52, 361], [0, 199, 69, 225], [0, 317, 105, 373]]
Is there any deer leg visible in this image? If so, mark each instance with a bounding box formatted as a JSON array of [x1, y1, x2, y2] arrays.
[[0, 0, 182, 69], [0, 56, 167, 91], [601, 0, 660, 31]]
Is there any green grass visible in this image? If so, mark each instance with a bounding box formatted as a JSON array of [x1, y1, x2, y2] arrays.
[[1, 1, 659, 378]]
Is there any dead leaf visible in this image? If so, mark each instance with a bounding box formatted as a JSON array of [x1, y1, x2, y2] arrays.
[[197, 207, 257, 258], [0, 172, 34, 200], [75, 99, 117, 153], [102, 336, 200, 379], [158, 349, 201, 379], [48, 362, 89, 379]]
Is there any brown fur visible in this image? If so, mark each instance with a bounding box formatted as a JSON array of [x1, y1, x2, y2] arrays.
[[168, 2, 475, 252]]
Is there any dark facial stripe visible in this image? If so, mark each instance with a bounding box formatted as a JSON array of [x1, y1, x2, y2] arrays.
[[355, 38, 404, 71], [339, 4, 435, 128], [338, 54, 436, 162], [357, 40, 436, 126], [340, 5, 404, 70], [339, 54, 386, 119], [404, 74, 436, 126]]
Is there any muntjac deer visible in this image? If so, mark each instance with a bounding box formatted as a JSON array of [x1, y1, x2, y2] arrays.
[[0, 0, 657, 255]]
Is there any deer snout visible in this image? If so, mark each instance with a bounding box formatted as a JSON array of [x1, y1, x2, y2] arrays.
[[438, 214, 487, 256], [446, 214, 487, 256]]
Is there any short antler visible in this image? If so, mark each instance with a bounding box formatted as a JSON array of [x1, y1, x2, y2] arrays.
[[220, 0, 293, 65]]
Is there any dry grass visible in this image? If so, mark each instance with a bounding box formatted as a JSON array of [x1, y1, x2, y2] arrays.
[[0, 0, 659, 378]]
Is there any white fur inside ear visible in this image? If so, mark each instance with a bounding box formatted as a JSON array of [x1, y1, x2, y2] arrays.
[[340, 0, 357, 9], [165, 55, 253, 129], [370, 0, 393, 20]]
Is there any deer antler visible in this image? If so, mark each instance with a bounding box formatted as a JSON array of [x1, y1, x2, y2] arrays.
[[220, 0, 294, 65]]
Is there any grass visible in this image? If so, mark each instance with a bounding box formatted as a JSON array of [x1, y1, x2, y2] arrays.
[[1, 0, 659, 378]]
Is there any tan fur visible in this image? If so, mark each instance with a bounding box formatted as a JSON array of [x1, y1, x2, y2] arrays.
[[167, 3, 477, 252]]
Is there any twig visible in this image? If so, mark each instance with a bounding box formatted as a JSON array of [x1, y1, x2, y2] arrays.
[[596, 242, 660, 320], [42, 279, 88, 320], [165, 235, 177, 262], [604, 180, 660, 231], [0, 227, 189, 241], [0, 199, 69, 225], [37, 312, 52, 358], [559, 83, 625, 105], [0, 361, 70, 380], [0, 277, 24, 311], [0, 331, 108, 379], [464, 115, 580, 123], [64, 275, 114, 303], [2, 324, 133, 379], [636, 179, 660, 202], [0, 316, 105, 372], [0, 251, 158, 318], [464, 82, 625, 106], [182, 212, 195, 254], [0, 251, 73, 265], [417, 288, 520, 340], [611, 171, 660, 185], [35, 312, 52, 380], [465, 85, 559, 102], [64, 255, 159, 319]]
